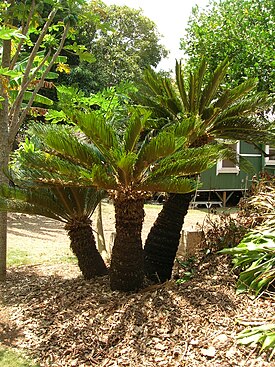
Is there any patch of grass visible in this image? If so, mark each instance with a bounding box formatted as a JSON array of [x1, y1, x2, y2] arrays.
[[0, 348, 39, 367], [7, 246, 77, 267]]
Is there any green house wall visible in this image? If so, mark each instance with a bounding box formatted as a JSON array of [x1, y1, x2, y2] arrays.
[[199, 142, 275, 191]]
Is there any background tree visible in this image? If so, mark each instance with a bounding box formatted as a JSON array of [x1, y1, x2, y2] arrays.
[[0, 0, 84, 281], [59, 1, 168, 93], [180, 0, 275, 94]]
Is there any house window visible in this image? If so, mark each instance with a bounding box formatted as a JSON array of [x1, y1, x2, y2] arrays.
[[216, 141, 240, 174], [265, 145, 275, 165]]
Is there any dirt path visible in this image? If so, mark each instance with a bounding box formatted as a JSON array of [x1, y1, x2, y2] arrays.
[[7, 202, 210, 266]]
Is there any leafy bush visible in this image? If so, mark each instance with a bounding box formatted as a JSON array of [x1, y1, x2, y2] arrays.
[[220, 228, 275, 295], [237, 322, 275, 361]]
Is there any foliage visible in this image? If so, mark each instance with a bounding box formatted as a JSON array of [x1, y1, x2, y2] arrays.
[[237, 322, 275, 360], [220, 228, 275, 295], [134, 58, 275, 146], [59, 1, 168, 93], [181, 0, 275, 93]]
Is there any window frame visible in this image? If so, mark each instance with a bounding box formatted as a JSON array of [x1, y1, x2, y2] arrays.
[[216, 141, 240, 174], [265, 145, 275, 165]]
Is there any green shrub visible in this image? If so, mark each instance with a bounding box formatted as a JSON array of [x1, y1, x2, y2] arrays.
[[220, 228, 275, 295]]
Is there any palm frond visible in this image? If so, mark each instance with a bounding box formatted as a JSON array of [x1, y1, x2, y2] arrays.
[[116, 152, 138, 186], [149, 144, 227, 178], [0, 185, 105, 222], [215, 92, 271, 121], [135, 131, 176, 175], [75, 111, 119, 165], [138, 176, 198, 193], [30, 124, 103, 168], [214, 78, 258, 110], [212, 117, 275, 144], [199, 58, 229, 114], [175, 60, 189, 111], [123, 108, 150, 152], [91, 165, 118, 190]]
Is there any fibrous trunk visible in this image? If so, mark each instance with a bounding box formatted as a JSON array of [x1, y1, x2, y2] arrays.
[[66, 220, 108, 279], [110, 195, 145, 291], [144, 192, 192, 283]]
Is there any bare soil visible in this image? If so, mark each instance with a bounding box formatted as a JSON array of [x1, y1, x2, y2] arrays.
[[0, 204, 274, 367]]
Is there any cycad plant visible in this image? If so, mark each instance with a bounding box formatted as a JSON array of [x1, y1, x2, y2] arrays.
[[133, 58, 275, 282], [0, 183, 108, 279], [13, 107, 228, 291]]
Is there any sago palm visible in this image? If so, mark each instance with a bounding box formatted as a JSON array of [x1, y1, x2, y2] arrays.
[[133, 58, 275, 282], [13, 108, 229, 291], [0, 183, 108, 279]]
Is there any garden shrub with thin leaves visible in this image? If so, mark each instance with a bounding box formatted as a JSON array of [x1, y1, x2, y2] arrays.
[[220, 228, 275, 295], [237, 322, 275, 361]]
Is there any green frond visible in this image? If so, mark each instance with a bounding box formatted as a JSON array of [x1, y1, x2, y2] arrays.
[[149, 144, 226, 178], [123, 108, 151, 152], [0, 196, 64, 222], [135, 131, 176, 175], [138, 176, 199, 194], [214, 78, 258, 110], [30, 124, 103, 168], [0, 186, 67, 222], [14, 150, 88, 179], [174, 116, 206, 147], [175, 60, 189, 111], [75, 111, 119, 161], [199, 58, 229, 114], [212, 117, 275, 144], [116, 152, 138, 186], [91, 165, 118, 190], [215, 92, 271, 121], [0, 185, 105, 222], [142, 67, 165, 97], [161, 79, 182, 115], [194, 58, 207, 111], [189, 72, 196, 113]]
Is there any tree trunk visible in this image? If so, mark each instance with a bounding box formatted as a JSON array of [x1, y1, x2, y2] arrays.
[[65, 220, 108, 279], [0, 39, 11, 281], [144, 192, 192, 283], [110, 195, 145, 291]]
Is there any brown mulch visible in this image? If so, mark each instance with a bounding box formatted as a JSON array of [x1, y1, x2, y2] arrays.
[[0, 254, 274, 367]]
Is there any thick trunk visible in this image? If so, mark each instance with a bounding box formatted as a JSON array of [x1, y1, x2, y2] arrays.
[[110, 195, 145, 291], [144, 192, 192, 283], [66, 220, 108, 279]]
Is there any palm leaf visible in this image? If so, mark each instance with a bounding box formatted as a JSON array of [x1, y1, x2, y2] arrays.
[[214, 78, 258, 110], [135, 131, 176, 175], [149, 145, 226, 178], [175, 60, 189, 111], [123, 108, 150, 152], [138, 176, 198, 193], [30, 124, 103, 168], [75, 111, 119, 166], [199, 58, 229, 114]]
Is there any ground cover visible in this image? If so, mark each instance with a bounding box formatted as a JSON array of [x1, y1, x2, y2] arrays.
[[0, 204, 273, 366]]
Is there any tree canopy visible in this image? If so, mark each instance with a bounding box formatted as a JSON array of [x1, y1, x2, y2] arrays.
[[60, 1, 168, 93], [180, 0, 275, 93]]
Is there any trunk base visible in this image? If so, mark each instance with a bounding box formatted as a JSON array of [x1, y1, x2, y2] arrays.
[[144, 193, 192, 283]]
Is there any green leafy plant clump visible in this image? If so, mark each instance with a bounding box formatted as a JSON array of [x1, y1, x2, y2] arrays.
[[220, 229, 275, 295], [237, 322, 275, 361]]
